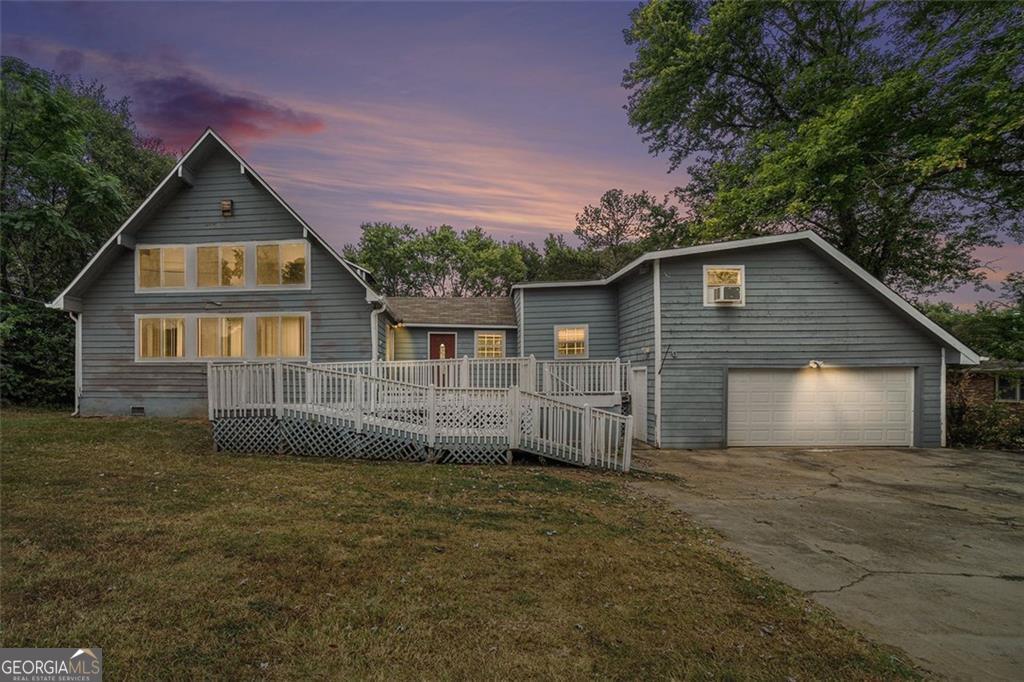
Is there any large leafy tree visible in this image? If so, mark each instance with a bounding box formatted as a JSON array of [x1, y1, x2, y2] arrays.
[[0, 57, 175, 405], [624, 0, 1024, 297]]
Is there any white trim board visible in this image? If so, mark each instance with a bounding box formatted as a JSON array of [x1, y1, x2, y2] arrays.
[[49, 128, 380, 311], [511, 231, 979, 365]]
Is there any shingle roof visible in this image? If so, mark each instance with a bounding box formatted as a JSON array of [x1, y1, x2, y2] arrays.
[[385, 297, 516, 327], [973, 358, 1024, 372]]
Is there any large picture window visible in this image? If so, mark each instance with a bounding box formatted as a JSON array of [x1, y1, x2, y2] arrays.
[[197, 245, 245, 288], [475, 331, 505, 358], [257, 315, 308, 358], [257, 242, 307, 286], [198, 317, 245, 358], [138, 247, 185, 289], [554, 326, 588, 358], [138, 317, 185, 358]]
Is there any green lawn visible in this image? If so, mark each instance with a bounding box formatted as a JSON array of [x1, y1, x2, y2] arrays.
[[1, 409, 916, 679]]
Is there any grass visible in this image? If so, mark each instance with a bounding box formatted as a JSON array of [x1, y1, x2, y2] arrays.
[[1, 409, 917, 680]]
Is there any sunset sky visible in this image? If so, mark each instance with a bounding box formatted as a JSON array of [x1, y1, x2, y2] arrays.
[[2, 1, 1019, 305]]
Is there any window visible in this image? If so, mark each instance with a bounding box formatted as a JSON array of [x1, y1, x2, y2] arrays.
[[257, 315, 307, 358], [703, 265, 745, 306], [197, 245, 245, 288], [257, 242, 307, 286], [198, 317, 245, 358], [138, 247, 185, 289], [475, 331, 505, 359], [138, 317, 185, 359], [996, 374, 1022, 402], [555, 326, 588, 358]]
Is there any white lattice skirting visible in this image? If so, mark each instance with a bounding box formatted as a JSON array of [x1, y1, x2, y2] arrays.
[[213, 416, 515, 465]]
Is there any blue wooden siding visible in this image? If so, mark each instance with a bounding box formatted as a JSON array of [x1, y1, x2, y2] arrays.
[[78, 147, 373, 417], [657, 242, 943, 447], [616, 267, 656, 443], [520, 286, 619, 359], [390, 327, 518, 361]]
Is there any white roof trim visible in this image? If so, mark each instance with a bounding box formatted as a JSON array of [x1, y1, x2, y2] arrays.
[[512, 231, 978, 364], [49, 128, 380, 310]]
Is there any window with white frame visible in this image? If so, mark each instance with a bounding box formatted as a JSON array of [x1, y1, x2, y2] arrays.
[[703, 265, 745, 306], [256, 315, 307, 358], [197, 245, 245, 288], [198, 317, 245, 358], [554, 326, 588, 358], [475, 331, 505, 358], [996, 374, 1022, 402], [257, 242, 307, 286], [138, 247, 185, 289], [138, 317, 185, 358]]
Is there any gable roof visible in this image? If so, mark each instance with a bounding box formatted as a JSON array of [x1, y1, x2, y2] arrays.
[[49, 128, 380, 311], [385, 296, 516, 328], [513, 231, 980, 365]]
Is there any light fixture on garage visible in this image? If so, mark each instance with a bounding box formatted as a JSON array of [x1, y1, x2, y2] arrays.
[[808, 360, 823, 369]]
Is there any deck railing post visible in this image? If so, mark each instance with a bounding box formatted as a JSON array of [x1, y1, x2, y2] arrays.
[[528, 355, 537, 392], [508, 386, 521, 449], [461, 356, 470, 388], [274, 361, 284, 418], [354, 373, 364, 430], [582, 404, 593, 466], [623, 414, 634, 472], [207, 362, 215, 420], [614, 358, 621, 392], [427, 384, 437, 446]]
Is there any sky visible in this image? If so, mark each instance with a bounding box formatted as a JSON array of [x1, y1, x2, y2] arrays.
[[1, 1, 1019, 306]]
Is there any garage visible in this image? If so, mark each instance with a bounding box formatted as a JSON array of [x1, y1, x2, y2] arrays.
[[727, 368, 914, 446]]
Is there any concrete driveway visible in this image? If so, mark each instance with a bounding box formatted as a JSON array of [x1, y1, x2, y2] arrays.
[[631, 446, 1024, 680]]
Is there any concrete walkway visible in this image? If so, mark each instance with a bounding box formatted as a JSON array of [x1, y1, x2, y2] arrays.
[[631, 446, 1024, 680]]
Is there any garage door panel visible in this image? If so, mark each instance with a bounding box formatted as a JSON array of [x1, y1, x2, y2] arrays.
[[728, 368, 913, 446]]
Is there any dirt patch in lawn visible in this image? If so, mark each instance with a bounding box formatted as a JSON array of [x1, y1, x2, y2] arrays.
[[1, 409, 917, 679]]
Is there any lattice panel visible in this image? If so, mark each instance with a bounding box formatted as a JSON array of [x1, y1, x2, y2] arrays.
[[435, 405, 508, 434], [280, 417, 427, 461], [212, 417, 282, 454], [435, 444, 511, 465]]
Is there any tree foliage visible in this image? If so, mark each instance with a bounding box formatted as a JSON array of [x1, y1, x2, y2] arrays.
[[0, 57, 176, 406], [922, 301, 1024, 362], [624, 0, 1024, 297]]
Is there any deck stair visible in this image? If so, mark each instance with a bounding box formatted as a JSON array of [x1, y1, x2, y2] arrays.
[[209, 361, 633, 471]]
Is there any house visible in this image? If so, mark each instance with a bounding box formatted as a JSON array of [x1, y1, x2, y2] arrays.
[[948, 359, 1024, 412], [50, 129, 980, 452]]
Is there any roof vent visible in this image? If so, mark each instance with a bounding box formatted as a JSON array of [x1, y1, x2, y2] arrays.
[[129, 405, 145, 417], [220, 199, 234, 217]]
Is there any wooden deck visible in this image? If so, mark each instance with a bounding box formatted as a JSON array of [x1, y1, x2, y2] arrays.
[[208, 359, 634, 471]]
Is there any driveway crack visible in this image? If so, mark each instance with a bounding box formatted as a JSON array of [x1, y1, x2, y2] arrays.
[[808, 569, 1019, 594]]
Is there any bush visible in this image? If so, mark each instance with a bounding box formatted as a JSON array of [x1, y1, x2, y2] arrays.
[[0, 302, 74, 407], [946, 373, 1024, 451]]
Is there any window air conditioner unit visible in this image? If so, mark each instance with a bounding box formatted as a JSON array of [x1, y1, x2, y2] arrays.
[[711, 285, 742, 303]]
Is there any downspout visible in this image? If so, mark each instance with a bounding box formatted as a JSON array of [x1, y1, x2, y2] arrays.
[[68, 312, 81, 416]]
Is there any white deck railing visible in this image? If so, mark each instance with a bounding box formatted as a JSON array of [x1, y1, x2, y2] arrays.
[[316, 356, 629, 395], [208, 361, 633, 471]]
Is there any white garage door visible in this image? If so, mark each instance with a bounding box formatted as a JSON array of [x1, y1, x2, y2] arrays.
[[727, 368, 913, 446]]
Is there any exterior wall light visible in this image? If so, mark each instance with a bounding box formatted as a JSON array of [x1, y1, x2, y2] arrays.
[[808, 360, 823, 369]]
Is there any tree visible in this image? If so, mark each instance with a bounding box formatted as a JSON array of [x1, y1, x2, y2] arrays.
[[1001, 272, 1024, 309], [624, 1, 1024, 298], [922, 302, 1024, 362], [0, 57, 175, 406], [343, 223, 530, 297], [574, 189, 694, 275]]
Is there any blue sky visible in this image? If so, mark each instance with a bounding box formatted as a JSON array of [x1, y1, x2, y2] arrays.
[[1, 1, 1018, 304]]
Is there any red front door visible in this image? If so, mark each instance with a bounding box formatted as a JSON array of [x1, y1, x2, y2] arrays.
[[429, 333, 456, 360]]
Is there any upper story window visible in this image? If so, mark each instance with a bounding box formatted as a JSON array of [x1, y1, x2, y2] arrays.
[[135, 240, 310, 292], [198, 316, 245, 358], [138, 247, 185, 289], [138, 317, 185, 359], [257, 242, 307, 286], [554, 325, 588, 359], [475, 331, 505, 359], [996, 374, 1022, 402], [197, 245, 245, 288], [703, 265, 745, 306]]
